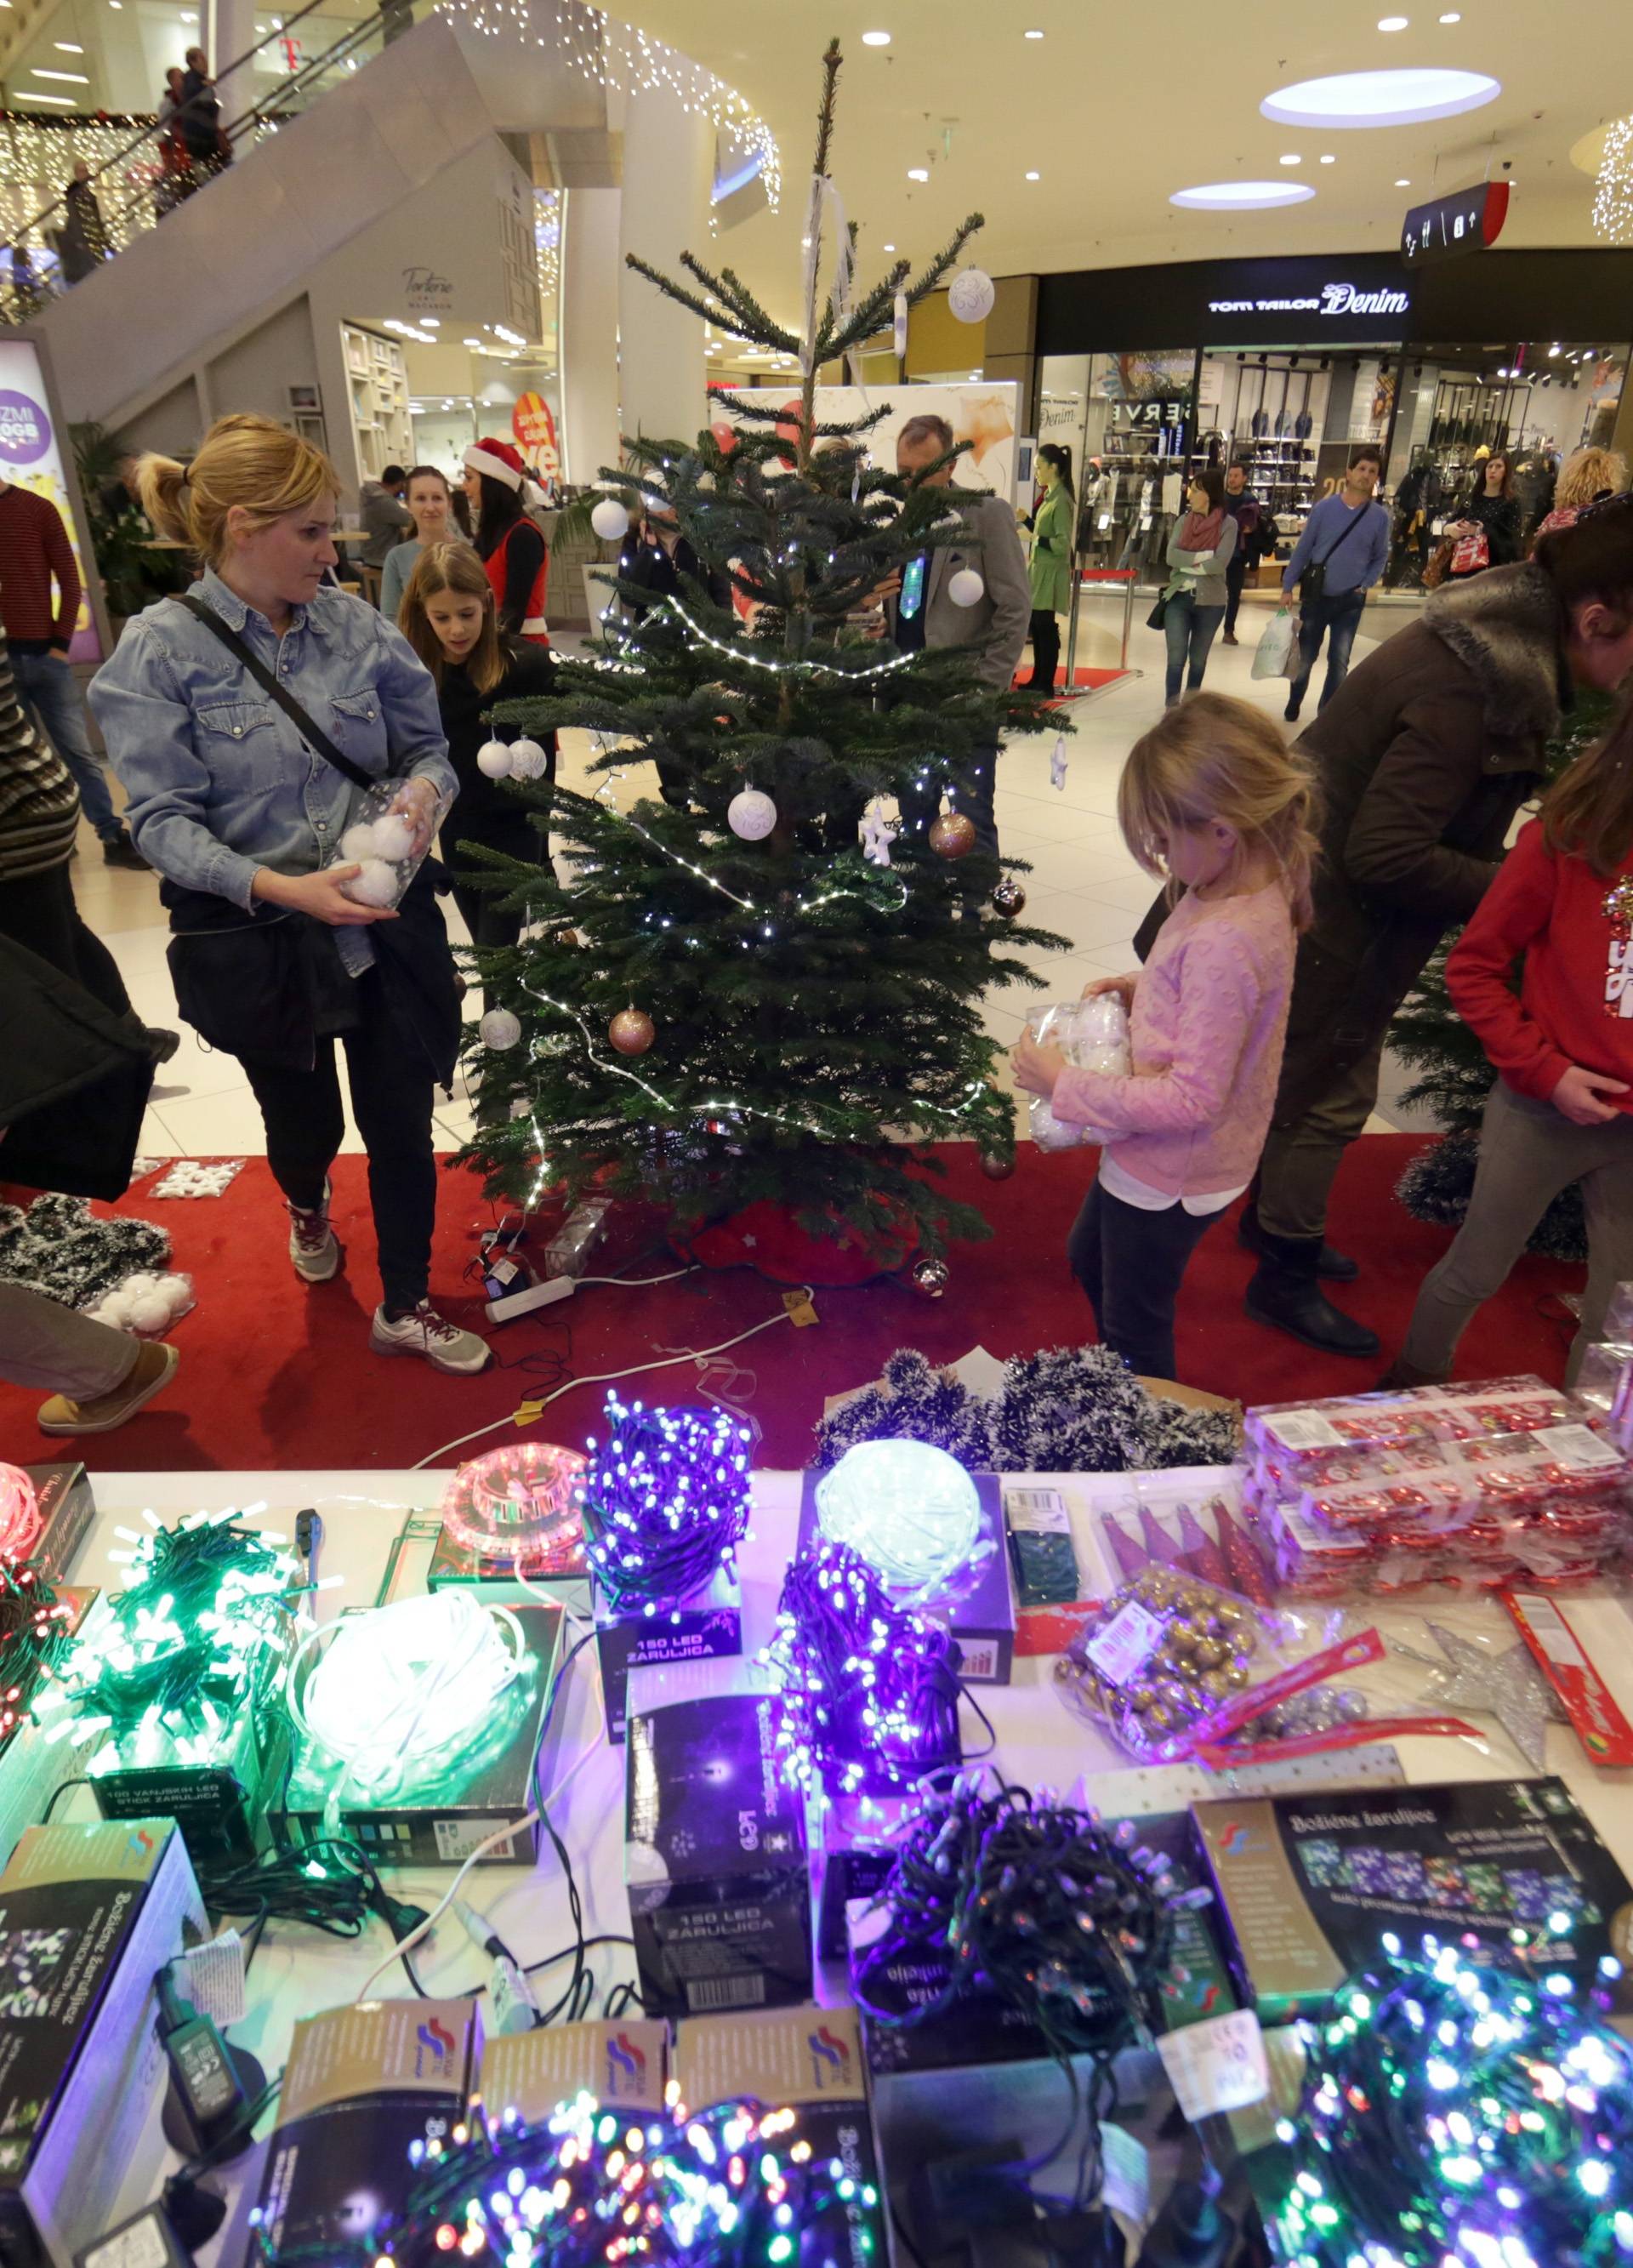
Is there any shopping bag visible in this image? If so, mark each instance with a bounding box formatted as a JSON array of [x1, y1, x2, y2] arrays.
[[1450, 528, 1489, 576], [1251, 607, 1298, 681]]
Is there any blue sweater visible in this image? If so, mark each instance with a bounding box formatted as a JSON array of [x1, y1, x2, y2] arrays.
[[1281, 493, 1389, 598]]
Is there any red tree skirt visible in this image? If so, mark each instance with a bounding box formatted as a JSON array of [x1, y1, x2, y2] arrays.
[[674, 1199, 917, 1286]]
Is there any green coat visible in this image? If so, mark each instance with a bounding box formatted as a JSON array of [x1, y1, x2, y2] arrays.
[[1027, 480, 1073, 614]]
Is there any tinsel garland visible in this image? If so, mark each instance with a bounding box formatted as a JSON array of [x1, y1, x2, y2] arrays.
[[0, 1193, 169, 1311], [1274, 1934, 1633, 2268], [291, 2093, 849, 2268], [815, 1348, 1238, 1473], [1396, 1133, 1588, 1263]]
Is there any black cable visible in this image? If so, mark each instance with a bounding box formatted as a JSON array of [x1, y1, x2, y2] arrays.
[[43, 1774, 89, 1821], [522, 1931, 635, 1980], [959, 1680, 999, 1760]]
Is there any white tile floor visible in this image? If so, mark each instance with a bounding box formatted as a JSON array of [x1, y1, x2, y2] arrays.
[[78, 594, 1400, 1155]]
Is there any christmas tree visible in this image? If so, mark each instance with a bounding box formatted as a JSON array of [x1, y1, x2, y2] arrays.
[[1390, 689, 1612, 1261], [456, 41, 1061, 1270]]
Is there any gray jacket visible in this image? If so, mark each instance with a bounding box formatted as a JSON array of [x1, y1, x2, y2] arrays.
[[891, 490, 1031, 690], [360, 480, 414, 567], [1164, 514, 1237, 609]]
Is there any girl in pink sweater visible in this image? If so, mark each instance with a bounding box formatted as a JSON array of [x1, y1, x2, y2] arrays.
[[1014, 694, 1317, 1382]]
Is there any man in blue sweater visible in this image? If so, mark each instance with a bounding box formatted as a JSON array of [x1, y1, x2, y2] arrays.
[[1280, 447, 1390, 721]]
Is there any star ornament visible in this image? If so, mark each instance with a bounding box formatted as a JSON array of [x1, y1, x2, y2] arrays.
[[1405, 1622, 1566, 1771], [1050, 735, 1069, 792]]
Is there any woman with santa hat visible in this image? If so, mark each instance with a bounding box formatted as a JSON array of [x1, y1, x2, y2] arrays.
[[462, 438, 549, 646]]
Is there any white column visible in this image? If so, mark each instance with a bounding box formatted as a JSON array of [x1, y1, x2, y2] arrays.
[[617, 81, 712, 447], [560, 185, 622, 487], [210, 0, 259, 127]]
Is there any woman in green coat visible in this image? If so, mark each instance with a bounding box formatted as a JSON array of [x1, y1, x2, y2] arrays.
[[1022, 442, 1075, 690]]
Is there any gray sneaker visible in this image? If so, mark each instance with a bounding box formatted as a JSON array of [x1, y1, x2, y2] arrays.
[[369, 1301, 490, 1375], [287, 1178, 340, 1283]]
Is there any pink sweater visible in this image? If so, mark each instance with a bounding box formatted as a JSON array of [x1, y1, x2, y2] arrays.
[[1050, 882, 1297, 1200]]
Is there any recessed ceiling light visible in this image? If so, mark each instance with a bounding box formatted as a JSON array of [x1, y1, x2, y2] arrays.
[[31, 67, 88, 80], [1169, 180, 1317, 208], [1024, 169, 1040, 181], [1024, 26, 1044, 36], [54, 40, 83, 50], [1279, 152, 1302, 165], [1438, 8, 1459, 16], [907, 167, 929, 181], [1262, 67, 1499, 126], [1377, 14, 1408, 28], [882, 242, 896, 251], [1396, 177, 1411, 185], [1319, 152, 1336, 163], [861, 29, 890, 45], [14, 88, 71, 101]]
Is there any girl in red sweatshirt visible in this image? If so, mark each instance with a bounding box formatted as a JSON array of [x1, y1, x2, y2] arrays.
[[1391, 692, 1633, 1386]]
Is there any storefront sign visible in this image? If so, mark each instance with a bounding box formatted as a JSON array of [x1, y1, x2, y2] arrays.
[[1402, 180, 1510, 265], [401, 265, 454, 314], [1207, 282, 1411, 319], [512, 390, 559, 483]]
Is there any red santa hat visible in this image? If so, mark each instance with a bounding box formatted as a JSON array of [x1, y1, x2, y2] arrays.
[[464, 436, 545, 505]]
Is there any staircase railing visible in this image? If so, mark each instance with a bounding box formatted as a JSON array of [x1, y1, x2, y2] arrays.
[[0, 0, 430, 321]]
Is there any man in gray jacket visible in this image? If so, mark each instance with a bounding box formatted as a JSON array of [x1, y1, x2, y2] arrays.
[[889, 413, 1030, 868]]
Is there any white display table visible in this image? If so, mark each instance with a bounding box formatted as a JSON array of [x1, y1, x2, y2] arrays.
[[65, 1464, 1633, 2260]]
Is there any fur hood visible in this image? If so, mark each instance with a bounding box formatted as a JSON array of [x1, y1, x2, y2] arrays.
[[1422, 562, 1565, 745]]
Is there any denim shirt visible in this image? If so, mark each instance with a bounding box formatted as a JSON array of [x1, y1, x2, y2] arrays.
[[88, 567, 456, 975]]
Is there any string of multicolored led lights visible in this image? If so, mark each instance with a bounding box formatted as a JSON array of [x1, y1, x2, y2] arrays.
[[1273, 1932, 1633, 2268], [0, 1561, 76, 1745], [578, 1394, 753, 1619], [765, 1538, 963, 1805], [298, 2090, 851, 2268]]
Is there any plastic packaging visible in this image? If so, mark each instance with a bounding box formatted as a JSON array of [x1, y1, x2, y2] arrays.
[[1028, 995, 1131, 1152], [87, 1269, 195, 1336], [331, 778, 441, 912], [1244, 1376, 1582, 1503], [544, 1195, 612, 1279]]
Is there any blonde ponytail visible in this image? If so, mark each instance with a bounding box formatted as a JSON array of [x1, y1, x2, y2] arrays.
[[135, 413, 343, 568]]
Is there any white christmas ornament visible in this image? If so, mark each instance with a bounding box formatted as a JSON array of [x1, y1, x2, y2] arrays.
[[370, 812, 417, 862], [476, 741, 514, 779], [340, 823, 378, 863], [947, 567, 985, 608], [892, 291, 908, 359], [481, 1007, 522, 1050], [590, 496, 630, 542], [130, 1294, 173, 1331], [947, 266, 996, 324], [727, 788, 777, 841], [509, 738, 548, 781], [346, 858, 398, 907]]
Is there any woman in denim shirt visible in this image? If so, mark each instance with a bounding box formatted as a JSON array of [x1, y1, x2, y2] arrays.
[[89, 413, 488, 1376]]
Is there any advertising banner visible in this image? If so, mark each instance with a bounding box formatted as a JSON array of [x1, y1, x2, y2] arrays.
[[0, 338, 100, 663], [711, 381, 1020, 501]]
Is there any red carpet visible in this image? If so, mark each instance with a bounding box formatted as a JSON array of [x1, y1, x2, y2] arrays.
[[1010, 665, 1126, 694], [0, 1138, 1585, 1476]]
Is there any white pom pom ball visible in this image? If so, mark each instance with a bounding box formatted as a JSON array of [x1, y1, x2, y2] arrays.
[[160, 1275, 191, 1313], [123, 1273, 160, 1297], [340, 822, 378, 863], [346, 858, 398, 907], [369, 812, 417, 862], [727, 788, 777, 841], [509, 738, 548, 781], [947, 567, 985, 608], [947, 266, 995, 324], [101, 1291, 137, 1328], [481, 1007, 522, 1051], [131, 1294, 173, 1331], [590, 496, 630, 542]]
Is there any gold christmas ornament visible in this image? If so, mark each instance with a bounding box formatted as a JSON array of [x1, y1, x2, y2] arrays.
[[608, 1007, 656, 1056], [929, 812, 977, 860]]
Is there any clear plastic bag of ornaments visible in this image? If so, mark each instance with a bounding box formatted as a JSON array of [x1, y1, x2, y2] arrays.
[[329, 779, 440, 912], [1027, 996, 1130, 1151], [86, 1269, 195, 1336]]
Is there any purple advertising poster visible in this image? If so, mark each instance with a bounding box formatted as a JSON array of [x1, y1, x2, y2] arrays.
[[0, 340, 100, 664]]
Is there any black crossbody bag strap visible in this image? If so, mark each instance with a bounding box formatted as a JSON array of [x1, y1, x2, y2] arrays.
[[178, 593, 375, 794], [1317, 501, 1369, 573]]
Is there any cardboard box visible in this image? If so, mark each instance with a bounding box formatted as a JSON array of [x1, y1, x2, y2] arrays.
[[626, 1690, 811, 2017], [88, 1673, 287, 1872], [671, 2003, 886, 2268], [0, 1819, 204, 2268], [478, 2017, 669, 2125], [1193, 1775, 1633, 2024], [282, 1602, 563, 1866], [427, 1524, 590, 1618], [595, 1563, 743, 1746], [817, 1795, 908, 1964], [15, 1470, 94, 1588], [797, 1468, 1016, 1684], [250, 1999, 481, 2264]]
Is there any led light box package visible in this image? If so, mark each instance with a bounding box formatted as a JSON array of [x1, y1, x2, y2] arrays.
[[817, 1794, 910, 1964], [0, 1819, 204, 2268], [249, 1999, 481, 2266], [1192, 1775, 1633, 2025], [595, 1564, 743, 1747], [13, 1468, 95, 1585], [426, 1524, 589, 1616], [625, 1690, 812, 2018], [798, 1462, 1015, 1684], [478, 2017, 669, 2125], [282, 1599, 563, 1865], [671, 2002, 887, 2268]]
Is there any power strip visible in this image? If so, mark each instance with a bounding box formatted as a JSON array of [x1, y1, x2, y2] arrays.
[[486, 1274, 578, 1325]]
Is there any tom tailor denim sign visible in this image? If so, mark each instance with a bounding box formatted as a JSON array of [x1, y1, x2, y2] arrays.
[[1207, 282, 1412, 318]]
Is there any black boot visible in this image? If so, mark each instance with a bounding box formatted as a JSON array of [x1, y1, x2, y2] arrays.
[[1244, 1228, 1380, 1358], [1238, 1199, 1358, 1282]]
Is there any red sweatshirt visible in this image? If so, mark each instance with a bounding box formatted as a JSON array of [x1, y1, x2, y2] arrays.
[[1446, 817, 1633, 1114], [0, 483, 80, 647]]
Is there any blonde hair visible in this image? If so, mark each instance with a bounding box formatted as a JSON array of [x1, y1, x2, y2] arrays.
[[1556, 446, 1629, 515], [137, 413, 341, 569], [1118, 692, 1320, 932], [399, 541, 504, 695]]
